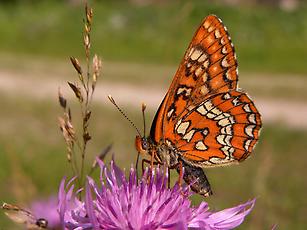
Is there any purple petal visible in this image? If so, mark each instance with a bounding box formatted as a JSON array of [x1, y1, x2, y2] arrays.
[[58, 160, 256, 229], [85, 180, 98, 228], [204, 199, 256, 229]]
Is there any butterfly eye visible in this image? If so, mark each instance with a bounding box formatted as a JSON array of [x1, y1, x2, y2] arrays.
[[141, 139, 149, 150]]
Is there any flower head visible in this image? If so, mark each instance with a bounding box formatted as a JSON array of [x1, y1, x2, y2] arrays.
[[59, 160, 255, 229]]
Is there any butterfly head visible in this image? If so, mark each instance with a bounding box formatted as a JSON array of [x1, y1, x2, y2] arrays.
[[135, 135, 150, 155]]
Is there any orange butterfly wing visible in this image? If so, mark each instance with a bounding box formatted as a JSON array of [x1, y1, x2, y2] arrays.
[[150, 15, 262, 166], [174, 91, 261, 166]]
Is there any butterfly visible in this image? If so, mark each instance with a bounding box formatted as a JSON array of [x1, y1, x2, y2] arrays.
[[135, 15, 262, 196], [2, 202, 48, 229]]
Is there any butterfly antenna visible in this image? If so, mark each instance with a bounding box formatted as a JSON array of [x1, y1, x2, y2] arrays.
[[108, 95, 142, 136], [141, 103, 147, 137]]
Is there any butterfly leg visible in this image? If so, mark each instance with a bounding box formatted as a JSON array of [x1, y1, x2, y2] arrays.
[[150, 149, 155, 169], [177, 160, 212, 197], [178, 161, 183, 187], [166, 162, 183, 188]]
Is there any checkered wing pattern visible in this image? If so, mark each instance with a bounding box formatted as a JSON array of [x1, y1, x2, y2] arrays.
[[150, 15, 261, 166]]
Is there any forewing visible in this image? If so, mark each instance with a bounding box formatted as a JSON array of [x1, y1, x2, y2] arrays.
[[168, 91, 261, 167], [151, 15, 238, 143]]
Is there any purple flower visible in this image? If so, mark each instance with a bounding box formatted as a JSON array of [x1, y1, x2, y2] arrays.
[[30, 196, 61, 229], [59, 160, 255, 229], [58, 177, 92, 229]]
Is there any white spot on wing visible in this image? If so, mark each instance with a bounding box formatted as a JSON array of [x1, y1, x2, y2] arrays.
[[176, 121, 190, 135], [223, 93, 231, 100], [203, 128, 209, 136], [206, 112, 216, 119], [225, 135, 232, 146], [217, 135, 225, 145], [208, 25, 215, 32], [221, 125, 232, 135], [221, 145, 234, 157], [202, 72, 208, 82], [188, 47, 195, 58], [214, 114, 224, 120], [248, 114, 256, 124], [217, 135, 231, 146], [175, 119, 182, 130], [190, 49, 203, 61], [204, 101, 214, 111], [177, 87, 191, 96], [221, 38, 226, 45], [211, 107, 222, 115], [232, 97, 241, 106], [198, 53, 207, 62], [243, 104, 252, 113], [209, 157, 230, 164], [214, 112, 232, 121], [203, 60, 210, 69], [195, 141, 208, 151], [245, 125, 256, 137], [218, 116, 235, 127], [221, 57, 230, 67], [167, 109, 174, 118], [215, 29, 221, 38], [183, 129, 196, 142], [196, 105, 207, 115], [226, 71, 233, 80], [195, 67, 203, 77], [244, 139, 252, 151]]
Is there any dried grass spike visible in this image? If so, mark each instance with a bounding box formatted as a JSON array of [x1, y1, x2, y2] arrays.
[[58, 115, 75, 143], [58, 88, 67, 109], [84, 23, 91, 33], [83, 131, 91, 142], [93, 54, 102, 76], [85, 4, 93, 24], [84, 34, 90, 49], [70, 57, 82, 75], [68, 82, 83, 102]]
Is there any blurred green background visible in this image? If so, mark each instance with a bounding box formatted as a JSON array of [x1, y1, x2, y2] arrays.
[[0, 0, 307, 229]]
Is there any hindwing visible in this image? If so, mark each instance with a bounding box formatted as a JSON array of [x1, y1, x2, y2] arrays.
[[167, 91, 261, 166]]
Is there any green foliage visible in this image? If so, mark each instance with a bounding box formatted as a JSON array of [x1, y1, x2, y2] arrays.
[[0, 1, 306, 73]]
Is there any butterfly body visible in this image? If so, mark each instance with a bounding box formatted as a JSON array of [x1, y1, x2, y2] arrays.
[[136, 135, 213, 196], [135, 15, 262, 196], [135, 136, 179, 168]]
